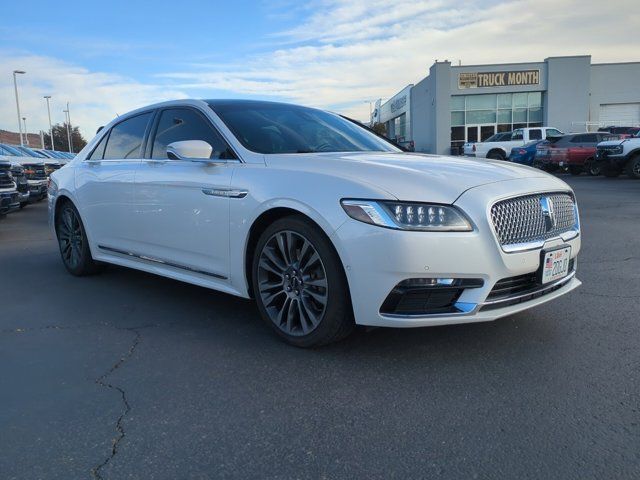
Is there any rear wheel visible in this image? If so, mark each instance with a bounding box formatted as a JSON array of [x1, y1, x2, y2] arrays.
[[252, 216, 354, 347], [55, 201, 103, 276], [585, 158, 600, 176], [568, 165, 583, 176], [625, 155, 640, 179], [487, 150, 505, 161]]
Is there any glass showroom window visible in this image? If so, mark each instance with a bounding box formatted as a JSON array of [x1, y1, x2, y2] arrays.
[[450, 92, 545, 144]]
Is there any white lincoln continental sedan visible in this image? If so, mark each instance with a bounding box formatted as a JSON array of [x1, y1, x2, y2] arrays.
[[48, 99, 581, 346]]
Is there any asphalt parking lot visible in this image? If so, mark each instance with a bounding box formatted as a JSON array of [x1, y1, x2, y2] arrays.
[[1, 175, 639, 480]]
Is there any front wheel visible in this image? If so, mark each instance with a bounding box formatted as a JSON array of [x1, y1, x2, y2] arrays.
[[625, 155, 640, 179], [252, 216, 354, 347], [55, 201, 103, 276]]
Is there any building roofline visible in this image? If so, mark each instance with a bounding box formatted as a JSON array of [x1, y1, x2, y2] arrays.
[[451, 60, 544, 69], [591, 61, 640, 66], [544, 55, 591, 60]]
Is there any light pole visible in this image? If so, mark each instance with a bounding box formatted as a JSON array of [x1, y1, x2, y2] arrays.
[[363, 100, 373, 124], [66, 102, 74, 153], [44, 95, 55, 151], [22, 117, 29, 145], [13, 70, 26, 146], [63, 106, 72, 153]]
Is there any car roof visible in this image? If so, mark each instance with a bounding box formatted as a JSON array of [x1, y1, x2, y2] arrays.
[[205, 99, 303, 109]]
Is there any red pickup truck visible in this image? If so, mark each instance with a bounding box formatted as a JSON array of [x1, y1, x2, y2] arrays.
[[535, 132, 616, 175]]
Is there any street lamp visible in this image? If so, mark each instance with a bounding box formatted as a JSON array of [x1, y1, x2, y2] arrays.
[[63, 105, 72, 153], [13, 70, 26, 146], [363, 100, 373, 123], [44, 95, 55, 151], [22, 117, 29, 145]]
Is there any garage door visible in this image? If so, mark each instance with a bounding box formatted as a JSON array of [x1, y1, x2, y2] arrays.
[[599, 103, 640, 126]]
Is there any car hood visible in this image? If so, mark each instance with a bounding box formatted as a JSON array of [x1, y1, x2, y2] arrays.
[[598, 139, 627, 147], [265, 152, 553, 204], [9, 157, 45, 166]]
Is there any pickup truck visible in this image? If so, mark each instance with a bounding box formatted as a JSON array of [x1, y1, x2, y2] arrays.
[[0, 144, 49, 201], [0, 160, 20, 217], [463, 131, 512, 156], [466, 127, 563, 160], [595, 131, 640, 179]]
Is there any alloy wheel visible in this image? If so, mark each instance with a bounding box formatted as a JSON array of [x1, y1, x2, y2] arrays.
[[257, 230, 328, 336], [57, 206, 84, 270]]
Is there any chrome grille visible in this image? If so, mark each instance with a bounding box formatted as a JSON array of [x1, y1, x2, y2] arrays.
[[491, 192, 577, 248]]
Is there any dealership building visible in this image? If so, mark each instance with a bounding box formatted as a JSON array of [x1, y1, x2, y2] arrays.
[[372, 55, 640, 155]]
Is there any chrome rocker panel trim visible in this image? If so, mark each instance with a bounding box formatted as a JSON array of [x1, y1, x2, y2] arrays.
[[98, 245, 227, 279]]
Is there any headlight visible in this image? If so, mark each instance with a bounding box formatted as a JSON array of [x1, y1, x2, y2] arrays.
[[341, 200, 473, 231]]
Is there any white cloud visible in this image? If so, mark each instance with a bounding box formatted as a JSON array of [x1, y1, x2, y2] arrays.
[[160, 0, 639, 121], [1, 0, 637, 137], [0, 53, 188, 140]]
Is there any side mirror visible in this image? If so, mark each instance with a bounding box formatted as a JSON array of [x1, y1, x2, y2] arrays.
[[166, 140, 219, 163]]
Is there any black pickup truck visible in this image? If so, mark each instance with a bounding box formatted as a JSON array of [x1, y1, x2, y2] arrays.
[[0, 160, 20, 217]]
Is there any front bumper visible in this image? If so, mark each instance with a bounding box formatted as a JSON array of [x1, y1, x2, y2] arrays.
[[595, 150, 626, 166], [28, 180, 48, 199], [0, 190, 21, 214], [333, 178, 581, 328]]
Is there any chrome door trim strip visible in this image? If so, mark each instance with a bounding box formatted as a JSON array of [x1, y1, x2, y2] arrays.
[[98, 245, 227, 280], [202, 188, 248, 198]]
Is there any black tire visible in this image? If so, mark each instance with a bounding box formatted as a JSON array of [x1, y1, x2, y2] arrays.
[[20, 201, 28, 209], [585, 158, 600, 176], [251, 215, 354, 347], [487, 150, 505, 161], [55, 201, 103, 276], [601, 165, 622, 178], [625, 155, 640, 179], [568, 165, 583, 176]]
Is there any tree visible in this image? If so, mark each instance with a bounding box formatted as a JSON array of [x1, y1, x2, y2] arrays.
[[371, 122, 387, 137], [43, 123, 87, 153]]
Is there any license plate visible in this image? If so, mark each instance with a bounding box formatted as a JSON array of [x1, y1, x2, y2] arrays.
[[540, 246, 571, 284]]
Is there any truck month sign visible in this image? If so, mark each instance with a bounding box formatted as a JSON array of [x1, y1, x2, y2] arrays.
[[458, 70, 540, 89]]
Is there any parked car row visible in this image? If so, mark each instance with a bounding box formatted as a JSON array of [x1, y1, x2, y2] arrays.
[[464, 127, 565, 160], [0, 144, 74, 219], [464, 125, 640, 179]]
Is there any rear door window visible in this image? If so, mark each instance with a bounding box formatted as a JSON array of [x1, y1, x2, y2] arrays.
[[529, 129, 542, 140], [103, 112, 153, 160], [512, 130, 523, 141]]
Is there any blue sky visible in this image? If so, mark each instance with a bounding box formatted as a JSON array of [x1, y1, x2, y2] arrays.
[[1, 0, 637, 138]]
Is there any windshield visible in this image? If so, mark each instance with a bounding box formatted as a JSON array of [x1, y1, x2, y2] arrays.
[[0, 144, 25, 156], [17, 146, 46, 158], [208, 101, 399, 154]]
